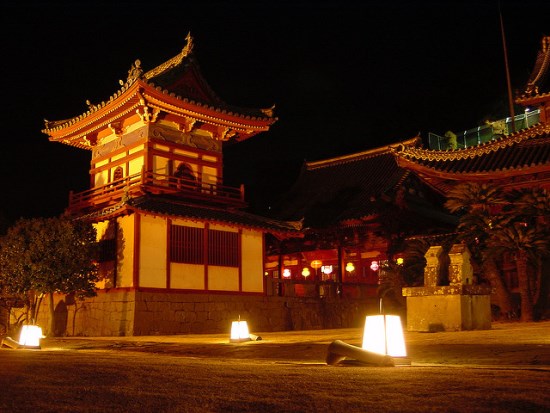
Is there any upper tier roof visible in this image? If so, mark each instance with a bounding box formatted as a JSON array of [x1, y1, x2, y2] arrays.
[[272, 137, 455, 230], [43, 34, 276, 148]]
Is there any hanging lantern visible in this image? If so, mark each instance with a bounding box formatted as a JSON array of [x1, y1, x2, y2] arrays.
[[282, 268, 291, 278], [370, 260, 379, 271], [310, 260, 323, 269], [321, 265, 333, 275], [345, 262, 355, 273], [302, 267, 311, 278], [396, 257, 404, 266]]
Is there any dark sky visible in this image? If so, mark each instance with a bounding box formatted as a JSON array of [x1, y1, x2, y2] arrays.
[[0, 0, 548, 223]]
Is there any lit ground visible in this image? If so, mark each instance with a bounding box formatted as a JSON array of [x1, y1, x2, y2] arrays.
[[1, 321, 549, 412]]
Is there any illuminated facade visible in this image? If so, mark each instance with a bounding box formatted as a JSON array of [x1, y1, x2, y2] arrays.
[[42, 35, 298, 335], [268, 36, 550, 318], [265, 139, 456, 304]]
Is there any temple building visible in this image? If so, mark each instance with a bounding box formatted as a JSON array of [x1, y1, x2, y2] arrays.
[[264, 137, 457, 310], [266, 36, 550, 323], [38, 34, 550, 335], [41, 35, 302, 336]]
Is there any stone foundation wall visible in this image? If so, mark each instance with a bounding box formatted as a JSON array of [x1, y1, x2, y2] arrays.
[[36, 290, 137, 337], [36, 290, 381, 337]]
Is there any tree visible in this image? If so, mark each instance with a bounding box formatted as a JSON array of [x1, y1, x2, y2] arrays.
[[445, 183, 550, 321], [445, 182, 514, 317], [497, 187, 550, 320], [486, 222, 550, 321], [0, 217, 99, 336]]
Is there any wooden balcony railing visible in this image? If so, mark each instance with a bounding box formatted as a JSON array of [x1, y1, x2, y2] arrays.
[[68, 169, 246, 214]]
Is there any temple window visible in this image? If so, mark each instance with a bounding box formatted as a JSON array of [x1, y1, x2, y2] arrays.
[[170, 225, 204, 264], [169, 225, 239, 267], [208, 229, 238, 267]]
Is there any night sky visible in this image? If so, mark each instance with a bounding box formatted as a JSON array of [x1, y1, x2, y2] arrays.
[[0, 1, 548, 225]]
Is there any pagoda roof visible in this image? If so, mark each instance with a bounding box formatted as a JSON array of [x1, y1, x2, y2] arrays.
[[516, 36, 550, 104], [272, 137, 454, 230], [77, 195, 301, 236], [394, 122, 550, 193], [43, 34, 276, 148]]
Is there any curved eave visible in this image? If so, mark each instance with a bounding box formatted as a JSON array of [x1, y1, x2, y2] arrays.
[[307, 136, 421, 170], [396, 155, 550, 182], [43, 81, 144, 149], [141, 83, 276, 134], [515, 92, 550, 106], [43, 80, 277, 149], [75, 200, 300, 236]]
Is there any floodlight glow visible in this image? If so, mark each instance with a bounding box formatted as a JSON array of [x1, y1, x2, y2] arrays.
[[230, 320, 250, 342], [362, 315, 407, 358], [19, 325, 43, 348]]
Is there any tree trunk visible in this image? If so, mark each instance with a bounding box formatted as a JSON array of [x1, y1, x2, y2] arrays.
[[48, 293, 55, 336], [516, 252, 534, 322], [483, 257, 514, 318], [534, 257, 550, 319]]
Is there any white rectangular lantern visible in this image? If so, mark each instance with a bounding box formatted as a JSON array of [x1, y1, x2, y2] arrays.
[[362, 315, 407, 358], [19, 325, 43, 348], [230, 320, 251, 342]]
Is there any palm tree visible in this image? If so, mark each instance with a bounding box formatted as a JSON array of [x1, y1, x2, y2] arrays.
[[445, 182, 514, 317], [445, 182, 505, 215], [502, 187, 550, 319], [486, 222, 550, 321]]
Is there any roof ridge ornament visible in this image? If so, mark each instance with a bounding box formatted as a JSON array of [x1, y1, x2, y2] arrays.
[[144, 32, 194, 80], [121, 59, 144, 86], [522, 36, 550, 98], [261, 104, 276, 118]]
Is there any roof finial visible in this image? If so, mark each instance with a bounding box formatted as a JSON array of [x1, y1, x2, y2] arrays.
[[184, 32, 194, 54], [122, 59, 144, 86]]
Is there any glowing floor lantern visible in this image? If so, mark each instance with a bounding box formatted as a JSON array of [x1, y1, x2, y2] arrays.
[[19, 325, 43, 348], [362, 315, 407, 358], [230, 319, 251, 343]]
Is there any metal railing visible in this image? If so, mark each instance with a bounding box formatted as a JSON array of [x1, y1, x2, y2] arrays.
[[428, 109, 541, 150]]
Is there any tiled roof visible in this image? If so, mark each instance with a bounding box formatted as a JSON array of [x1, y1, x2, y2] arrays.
[[394, 123, 550, 176], [127, 196, 301, 234], [43, 34, 275, 141], [272, 138, 452, 229]]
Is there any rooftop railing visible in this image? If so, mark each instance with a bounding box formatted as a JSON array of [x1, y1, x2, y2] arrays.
[[427, 109, 541, 150]]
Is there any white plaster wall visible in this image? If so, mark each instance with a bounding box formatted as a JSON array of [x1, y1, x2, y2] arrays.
[[139, 215, 167, 288], [170, 263, 205, 289], [241, 229, 264, 292]]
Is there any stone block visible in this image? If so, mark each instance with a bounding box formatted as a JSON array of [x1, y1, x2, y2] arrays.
[[405, 294, 491, 332]]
